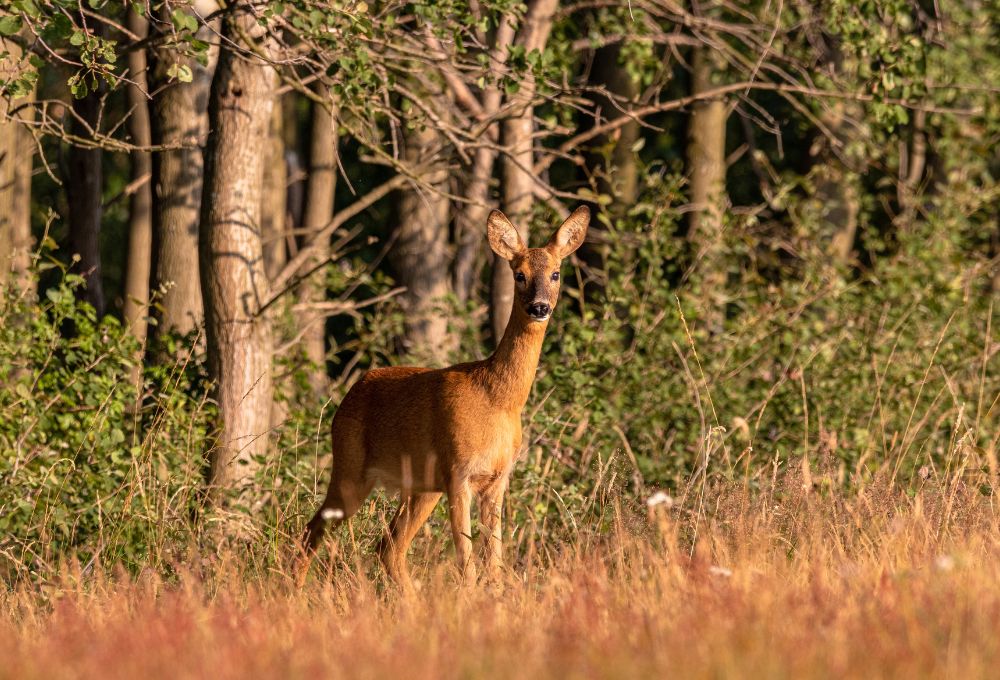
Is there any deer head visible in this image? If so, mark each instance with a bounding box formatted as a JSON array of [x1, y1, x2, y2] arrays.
[[487, 206, 590, 322]]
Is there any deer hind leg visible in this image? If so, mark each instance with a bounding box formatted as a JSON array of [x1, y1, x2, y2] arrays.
[[296, 478, 373, 586], [303, 477, 372, 550], [377, 492, 442, 591], [297, 425, 371, 585]]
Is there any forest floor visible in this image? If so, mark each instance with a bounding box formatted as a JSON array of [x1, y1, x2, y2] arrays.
[[2, 474, 998, 680]]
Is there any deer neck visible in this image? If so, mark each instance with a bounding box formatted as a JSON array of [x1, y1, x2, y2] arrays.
[[481, 307, 548, 410]]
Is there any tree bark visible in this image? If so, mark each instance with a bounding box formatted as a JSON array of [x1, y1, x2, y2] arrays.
[[11, 94, 34, 292], [261, 102, 287, 282], [200, 8, 277, 512], [299, 94, 338, 394], [148, 5, 219, 336], [389, 124, 453, 363], [122, 7, 153, 359], [453, 143, 497, 305], [0, 35, 34, 294], [686, 46, 728, 329], [490, 0, 558, 344], [65, 86, 105, 317]]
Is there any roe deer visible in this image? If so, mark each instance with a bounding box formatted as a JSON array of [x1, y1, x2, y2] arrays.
[[299, 206, 590, 588]]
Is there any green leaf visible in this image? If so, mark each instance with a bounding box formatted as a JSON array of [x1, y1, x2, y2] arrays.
[[166, 63, 193, 83], [0, 15, 23, 36], [16, 0, 41, 19]]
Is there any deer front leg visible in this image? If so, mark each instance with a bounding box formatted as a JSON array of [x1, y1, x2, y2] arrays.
[[478, 477, 507, 581], [447, 477, 477, 583]]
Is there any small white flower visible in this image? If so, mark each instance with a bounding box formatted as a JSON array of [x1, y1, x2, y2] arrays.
[[646, 491, 674, 509], [321, 508, 345, 522], [709, 566, 733, 578], [934, 555, 955, 572]]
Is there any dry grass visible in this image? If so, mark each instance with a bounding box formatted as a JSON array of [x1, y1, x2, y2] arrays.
[[3, 472, 999, 680]]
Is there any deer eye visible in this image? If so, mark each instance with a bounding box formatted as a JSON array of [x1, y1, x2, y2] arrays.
[[551, 271, 560, 281], [514, 272, 527, 283]]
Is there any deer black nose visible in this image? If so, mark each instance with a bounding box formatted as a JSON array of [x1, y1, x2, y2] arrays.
[[526, 302, 551, 320]]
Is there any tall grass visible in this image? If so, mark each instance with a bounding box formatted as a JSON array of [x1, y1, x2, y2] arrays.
[[2, 468, 998, 679]]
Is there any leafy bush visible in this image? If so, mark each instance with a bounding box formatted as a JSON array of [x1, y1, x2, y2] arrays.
[[530, 164, 998, 507]]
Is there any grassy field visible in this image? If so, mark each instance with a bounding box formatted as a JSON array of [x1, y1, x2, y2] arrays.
[[3, 468, 998, 680], [2, 255, 997, 679]]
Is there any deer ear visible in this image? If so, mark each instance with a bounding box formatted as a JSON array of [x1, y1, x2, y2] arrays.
[[547, 206, 590, 258], [487, 210, 526, 261]]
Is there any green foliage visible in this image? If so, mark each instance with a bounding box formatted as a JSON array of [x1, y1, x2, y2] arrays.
[[0, 263, 212, 579], [530, 160, 998, 504]]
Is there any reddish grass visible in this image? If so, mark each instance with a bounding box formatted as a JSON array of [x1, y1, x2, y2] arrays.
[[3, 478, 999, 679]]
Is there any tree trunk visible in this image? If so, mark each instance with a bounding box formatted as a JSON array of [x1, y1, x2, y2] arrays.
[[200, 8, 277, 512], [389, 124, 453, 363], [806, 28, 865, 267], [810, 99, 862, 265], [490, 0, 558, 344], [492, 114, 534, 343], [453, 143, 496, 306], [122, 7, 153, 364], [686, 46, 728, 329], [591, 43, 640, 211], [65, 88, 105, 317], [0, 35, 34, 293], [893, 109, 927, 234], [261, 102, 287, 282], [148, 5, 219, 336], [452, 18, 514, 306], [299, 94, 338, 394], [577, 42, 640, 298], [11, 93, 34, 292]]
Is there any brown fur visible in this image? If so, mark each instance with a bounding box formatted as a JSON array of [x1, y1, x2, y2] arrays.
[[299, 206, 590, 589]]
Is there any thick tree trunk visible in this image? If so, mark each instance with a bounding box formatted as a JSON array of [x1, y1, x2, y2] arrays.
[[299, 95, 338, 394], [1, 35, 34, 293], [148, 5, 219, 336], [490, 0, 558, 344], [122, 7, 153, 355], [261, 102, 288, 282], [65, 89, 105, 317], [200, 9, 277, 511], [261, 100, 290, 430], [686, 46, 728, 329], [390, 125, 453, 363]]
